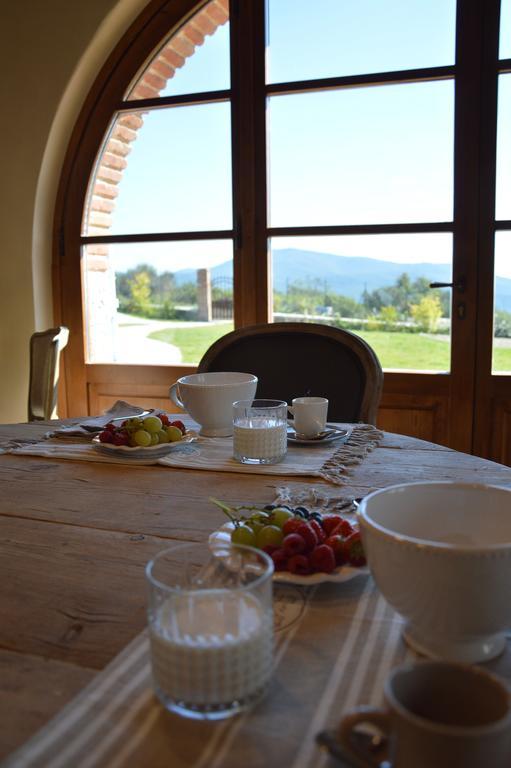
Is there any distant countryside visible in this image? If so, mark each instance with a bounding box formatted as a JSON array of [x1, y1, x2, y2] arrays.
[[115, 254, 511, 371]]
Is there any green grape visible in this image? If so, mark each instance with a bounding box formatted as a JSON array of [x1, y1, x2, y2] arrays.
[[246, 520, 265, 537], [231, 524, 256, 546], [133, 429, 151, 447], [143, 416, 163, 434], [248, 511, 271, 525], [150, 432, 159, 445], [271, 507, 295, 529], [166, 425, 183, 442], [157, 430, 170, 443], [125, 418, 143, 432], [256, 525, 284, 549]]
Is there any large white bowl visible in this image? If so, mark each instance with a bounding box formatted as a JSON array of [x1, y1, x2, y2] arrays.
[[357, 482, 511, 663], [169, 372, 258, 437]]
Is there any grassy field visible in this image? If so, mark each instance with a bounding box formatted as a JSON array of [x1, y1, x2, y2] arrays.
[[149, 322, 511, 371]]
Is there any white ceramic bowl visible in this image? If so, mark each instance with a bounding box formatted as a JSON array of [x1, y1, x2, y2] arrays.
[[357, 482, 511, 663], [169, 372, 258, 437]]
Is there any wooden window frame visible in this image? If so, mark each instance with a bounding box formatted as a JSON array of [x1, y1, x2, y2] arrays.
[[55, 0, 506, 461]]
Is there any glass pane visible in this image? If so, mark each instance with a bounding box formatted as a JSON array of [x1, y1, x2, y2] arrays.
[[126, 0, 230, 100], [82, 241, 233, 364], [496, 74, 511, 220], [501, 0, 511, 59], [492, 232, 511, 373], [268, 81, 454, 226], [270, 234, 452, 372], [267, 0, 456, 84], [83, 103, 232, 236]]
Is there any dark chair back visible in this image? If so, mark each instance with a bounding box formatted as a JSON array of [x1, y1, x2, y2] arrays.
[[28, 326, 69, 421], [198, 323, 383, 424]]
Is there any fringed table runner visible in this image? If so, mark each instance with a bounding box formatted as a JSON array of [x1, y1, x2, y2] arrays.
[[1, 424, 384, 485]]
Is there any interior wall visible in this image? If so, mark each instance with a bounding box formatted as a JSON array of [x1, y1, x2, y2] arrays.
[[0, 0, 149, 423]]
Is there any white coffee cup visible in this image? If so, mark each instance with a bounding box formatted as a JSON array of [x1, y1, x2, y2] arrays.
[[169, 372, 257, 437], [338, 661, 511, 768], [288, 396, 328, 438]]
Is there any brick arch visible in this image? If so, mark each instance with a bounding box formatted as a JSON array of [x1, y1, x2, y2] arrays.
[[87, 0, 229, 237]]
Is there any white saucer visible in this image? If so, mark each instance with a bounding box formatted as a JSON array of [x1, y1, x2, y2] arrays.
[[287, 424, 352, 445], [209, 523, 368, 585]]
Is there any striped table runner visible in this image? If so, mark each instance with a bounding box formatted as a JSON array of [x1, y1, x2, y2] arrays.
[[5, 577, 415, 768], [5, 576, 511, 768]]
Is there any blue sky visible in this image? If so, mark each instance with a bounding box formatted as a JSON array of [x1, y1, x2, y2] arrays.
[[95, 0, 510, 278]]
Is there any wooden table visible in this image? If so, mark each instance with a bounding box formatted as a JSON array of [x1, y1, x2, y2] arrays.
[[1, 420, 511, 766]]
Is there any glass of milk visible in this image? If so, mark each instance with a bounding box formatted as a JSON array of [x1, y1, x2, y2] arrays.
[[146, 541, 274, 720], [232, 399, 288, 464]]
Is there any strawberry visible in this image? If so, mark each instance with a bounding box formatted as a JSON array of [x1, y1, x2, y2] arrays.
[[342, 531, 367, 567], [309, 519, 326, 543], [331, 518, 355, 538], [270, 548, 288, 571], [112, 429, 130, 446], [287, 554, 311, 576], [282, 533, 306, 556], [159, 413, 170, 426], [170, 419, 186, 435], [294, 522, 318, 553], [321, 515, 346, 536], [282, 517, 304, 537], [98, 429, 114, 443], [309, 544, 336, 574], [325, 534, 346, 566]]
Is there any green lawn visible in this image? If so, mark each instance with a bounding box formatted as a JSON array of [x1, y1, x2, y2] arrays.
[[150, 323, 234, 364], [149, 322, 511, 371]]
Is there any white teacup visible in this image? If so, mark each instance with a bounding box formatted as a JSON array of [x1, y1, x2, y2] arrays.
[[288, 396, 328, 438], [338, 661, 511, 768], [169, 372, 258, 437]]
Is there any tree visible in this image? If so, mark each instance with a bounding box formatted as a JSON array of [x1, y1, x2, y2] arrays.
[[410, 295, 442, 332], [128, 270, 152, 314]]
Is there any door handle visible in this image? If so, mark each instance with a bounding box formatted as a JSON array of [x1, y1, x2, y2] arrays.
[[429, 277, 466, 293]]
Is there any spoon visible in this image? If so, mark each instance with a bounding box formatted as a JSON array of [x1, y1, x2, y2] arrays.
[[316, 727, 388, 766]]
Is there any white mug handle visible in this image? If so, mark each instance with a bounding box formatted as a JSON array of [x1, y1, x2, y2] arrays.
[[169, 383, 184, 410]]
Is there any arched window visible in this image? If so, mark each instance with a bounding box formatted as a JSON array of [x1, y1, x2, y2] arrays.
[[57, 0, 511, 463]]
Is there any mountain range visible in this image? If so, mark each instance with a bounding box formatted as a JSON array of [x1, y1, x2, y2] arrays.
[[174, 248, 511, 312]]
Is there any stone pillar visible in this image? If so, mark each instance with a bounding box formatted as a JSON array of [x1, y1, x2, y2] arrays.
[[197, 268, 212, 322]]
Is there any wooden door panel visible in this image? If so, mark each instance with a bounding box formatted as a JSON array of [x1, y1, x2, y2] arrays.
[[377, 393, 449, 446]]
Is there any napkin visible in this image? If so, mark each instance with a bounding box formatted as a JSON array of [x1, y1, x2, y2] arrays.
[[45, 401, 150, 438]]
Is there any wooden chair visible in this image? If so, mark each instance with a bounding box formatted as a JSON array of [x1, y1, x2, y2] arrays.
[[197, 322, 383, 424], [28, 326, 69, 421]]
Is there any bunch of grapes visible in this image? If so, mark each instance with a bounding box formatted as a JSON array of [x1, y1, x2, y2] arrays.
[[98, 412, 186, 447], [212, 500, 366, 576]]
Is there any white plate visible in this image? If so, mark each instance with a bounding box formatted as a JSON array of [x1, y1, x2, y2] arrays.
[[92, 432, 197, 459], [287, 424, 352, 446], [209, 523, 369, 585]]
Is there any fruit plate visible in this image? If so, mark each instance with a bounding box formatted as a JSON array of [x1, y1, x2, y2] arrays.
[[209, 523, 369, 585], [91, 432, 197, 460], [287, 425, 352, 446]]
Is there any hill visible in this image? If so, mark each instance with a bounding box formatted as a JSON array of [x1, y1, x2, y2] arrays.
[[173, 248, 511, 311]]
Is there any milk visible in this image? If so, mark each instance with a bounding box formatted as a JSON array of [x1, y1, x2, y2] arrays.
[[149, 589, 273, 709], [233, 416, 287, 463]]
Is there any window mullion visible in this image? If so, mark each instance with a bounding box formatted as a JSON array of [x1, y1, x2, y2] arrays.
[[230, 0, 268, 326]]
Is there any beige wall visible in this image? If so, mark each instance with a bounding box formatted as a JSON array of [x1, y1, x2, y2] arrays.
[[0, 0, 149, 423]]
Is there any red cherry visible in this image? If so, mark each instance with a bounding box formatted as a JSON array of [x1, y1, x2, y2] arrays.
[[98, 430, 114, 443]]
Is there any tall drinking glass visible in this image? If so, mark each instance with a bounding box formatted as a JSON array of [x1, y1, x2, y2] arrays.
[[232, 399, 288, 464], [146, 541, 274, 720]]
